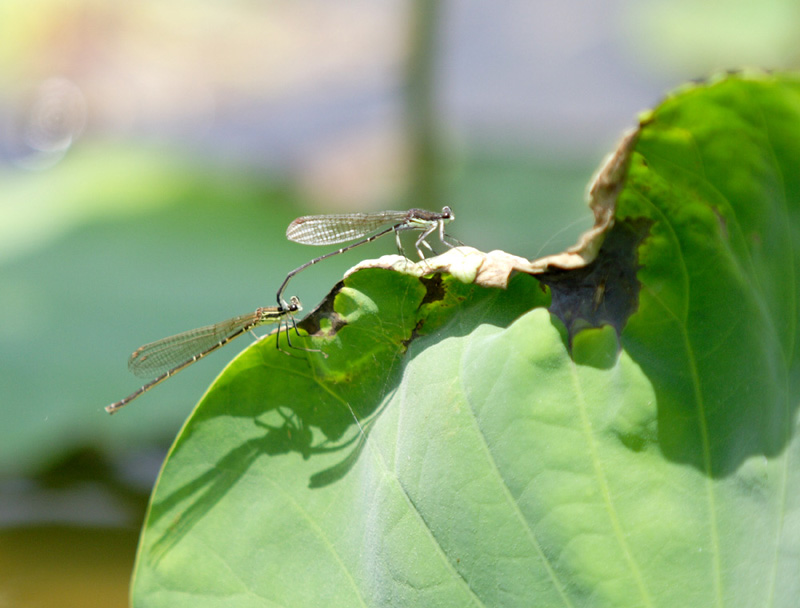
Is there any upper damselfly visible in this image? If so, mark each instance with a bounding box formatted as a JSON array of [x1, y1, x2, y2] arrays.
[[276, 206, 457, 307]]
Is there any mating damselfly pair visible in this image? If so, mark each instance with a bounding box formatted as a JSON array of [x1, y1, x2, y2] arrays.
[[106, 206, 458, 414]]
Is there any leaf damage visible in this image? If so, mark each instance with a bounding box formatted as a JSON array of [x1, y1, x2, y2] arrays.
[[538, 218, 651, 343]]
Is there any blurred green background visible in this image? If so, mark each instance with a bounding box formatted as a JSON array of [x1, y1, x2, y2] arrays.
[[0, 0, 797, 605]]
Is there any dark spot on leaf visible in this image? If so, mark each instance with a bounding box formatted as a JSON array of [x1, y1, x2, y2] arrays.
[[298, 281, 348, 336], [419, 274, 446, 305], [537, 217, 652, 346], [401, 319, 426, 349]]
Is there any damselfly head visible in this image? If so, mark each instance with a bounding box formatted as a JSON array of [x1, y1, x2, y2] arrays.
[[287, 295, 302, 314], [441, 206, 454, 221]]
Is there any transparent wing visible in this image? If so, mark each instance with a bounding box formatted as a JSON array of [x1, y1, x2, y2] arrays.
[[127, 311, 271, 378], [286, 211, 407, 245]]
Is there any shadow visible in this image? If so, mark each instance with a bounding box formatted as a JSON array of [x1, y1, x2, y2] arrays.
[[148, 433, 267, 560], [308, 398, 390, 488], [146, 403, 373, 560]]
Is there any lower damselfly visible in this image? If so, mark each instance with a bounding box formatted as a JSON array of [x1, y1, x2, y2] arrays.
[[276, 206, 457, 307], [106, 296, 302, 414]]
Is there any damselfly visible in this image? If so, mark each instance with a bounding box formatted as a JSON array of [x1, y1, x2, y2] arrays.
[[106, 297, 302, 414], [276, 206, 457, 307]]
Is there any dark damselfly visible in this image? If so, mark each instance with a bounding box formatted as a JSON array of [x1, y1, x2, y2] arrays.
[[276, 206, 457, 307]]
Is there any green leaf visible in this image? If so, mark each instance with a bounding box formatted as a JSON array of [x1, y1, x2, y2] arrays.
[[133, 269, 547, 607], [133, 72, 800, 607]]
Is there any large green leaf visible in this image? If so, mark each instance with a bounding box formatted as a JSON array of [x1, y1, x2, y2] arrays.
[[132, 72, 800, 606]]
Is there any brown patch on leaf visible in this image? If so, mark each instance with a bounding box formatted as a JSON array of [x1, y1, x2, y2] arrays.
[[297, 282, 348, 337], [537, 218, 652, 343]]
